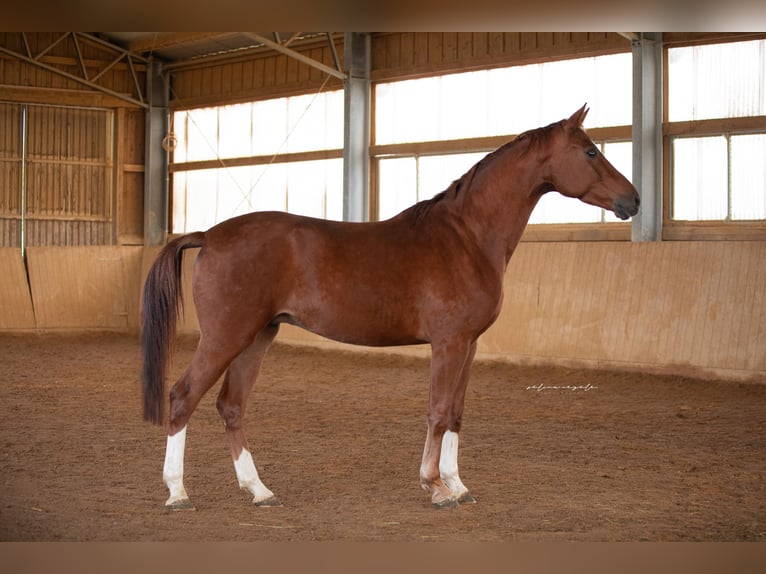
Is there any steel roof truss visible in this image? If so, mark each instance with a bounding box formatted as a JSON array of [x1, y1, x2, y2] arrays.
[[0, 32, 149, 108], [244, 32, 347, 81]]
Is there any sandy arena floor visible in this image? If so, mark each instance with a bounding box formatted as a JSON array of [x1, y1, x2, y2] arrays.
[[0, 333, 764, 541]]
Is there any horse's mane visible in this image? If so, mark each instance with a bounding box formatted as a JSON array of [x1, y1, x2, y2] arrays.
[[514, 118, 565, 154], [404, 119, 565, 225], [408, 165, 477, 224]]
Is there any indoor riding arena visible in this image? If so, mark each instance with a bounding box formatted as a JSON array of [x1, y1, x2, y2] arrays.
[[1, 31, 765, 545]]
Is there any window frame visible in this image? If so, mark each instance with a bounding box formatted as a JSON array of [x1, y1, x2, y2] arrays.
[[662, 34, 766, 241], [370, 51, 636, 241], [168, 89, 345, 233]]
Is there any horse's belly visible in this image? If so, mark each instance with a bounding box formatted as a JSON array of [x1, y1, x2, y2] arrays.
[[272, 308, 426, 348]]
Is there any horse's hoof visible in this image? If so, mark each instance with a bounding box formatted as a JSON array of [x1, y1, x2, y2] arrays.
[[254, 496, 282, 507], [458, 492, 477, 504], [166, 498, 196, 511], [432, 497, 459, 509]]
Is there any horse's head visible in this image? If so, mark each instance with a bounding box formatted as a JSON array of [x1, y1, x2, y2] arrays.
[[546, 105, 640, 220]]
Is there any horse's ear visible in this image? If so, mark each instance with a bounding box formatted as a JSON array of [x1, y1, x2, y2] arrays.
[[567, 104, 589, 128]]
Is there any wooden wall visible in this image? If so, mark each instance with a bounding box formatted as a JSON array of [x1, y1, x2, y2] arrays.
[[115, 108, 145, 245], [0, 248, 35, 329], [0, 103, 22, 246], [0, 246, 141, 331], [0, 33, 146, 248], [484, 242, 766, 379]]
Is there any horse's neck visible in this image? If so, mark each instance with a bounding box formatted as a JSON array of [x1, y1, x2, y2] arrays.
[[457, 147, 545, 270]]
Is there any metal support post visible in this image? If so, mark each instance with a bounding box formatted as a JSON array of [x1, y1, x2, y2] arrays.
[[144, 59, 170, 246], [342, 33, 371, 222], [631, 32, 663, 242]]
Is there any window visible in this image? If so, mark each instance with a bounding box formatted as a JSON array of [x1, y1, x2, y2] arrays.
[[374, 53, 633, 226], [170, 90, 344, 233], [668, 40, 766, 122], [667, 39, 766, 224]]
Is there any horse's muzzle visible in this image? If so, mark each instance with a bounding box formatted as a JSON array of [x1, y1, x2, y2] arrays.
[[613, 192, 640, 220]]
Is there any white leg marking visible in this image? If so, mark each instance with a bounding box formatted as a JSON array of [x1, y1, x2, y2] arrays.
[[163, 426, 190, 506], [439, 431, 470, 498], [234, 448, 276, 504]]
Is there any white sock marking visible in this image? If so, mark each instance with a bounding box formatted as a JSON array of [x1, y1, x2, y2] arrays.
[[234, 448, 275, 503], [439, 430, 469, 497], [163, 426, 189, 505]]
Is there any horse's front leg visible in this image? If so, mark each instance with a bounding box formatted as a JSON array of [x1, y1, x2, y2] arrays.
[[420, 339, 477, 508], [439, 430, 476, 504], [439, 340, 477, 504]]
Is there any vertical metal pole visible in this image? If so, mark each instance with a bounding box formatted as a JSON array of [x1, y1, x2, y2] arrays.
[[631, 32, 663, 242], [343, 32, 371, 222], [144, 58, 169, 245], [20, 104, 27, 257]]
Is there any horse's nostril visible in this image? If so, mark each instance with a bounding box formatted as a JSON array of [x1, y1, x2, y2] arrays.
[[634, 193, 641, 208]]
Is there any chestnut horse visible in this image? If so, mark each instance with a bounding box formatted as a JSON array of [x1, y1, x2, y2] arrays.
[[141, 105, 639, 509]]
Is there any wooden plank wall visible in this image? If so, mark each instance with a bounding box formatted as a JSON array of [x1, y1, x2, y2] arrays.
[[23, 105, 114, 246], [0, 33, 146, 248], [0, 246, 142, 331], [116, 108, 145, 245], [0, 248, 35, 329], [482, 242, 766, 379], [0, 102, 23, 246]]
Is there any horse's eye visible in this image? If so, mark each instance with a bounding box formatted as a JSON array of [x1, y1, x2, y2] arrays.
[[586, 148, 598, 158]]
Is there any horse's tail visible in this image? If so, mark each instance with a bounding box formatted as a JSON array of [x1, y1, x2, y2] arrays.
[[141, 232, 206, 425]]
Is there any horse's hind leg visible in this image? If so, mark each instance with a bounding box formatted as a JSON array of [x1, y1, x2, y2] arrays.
[[163, 336, 245, 510], [216, 324, 281, 507]]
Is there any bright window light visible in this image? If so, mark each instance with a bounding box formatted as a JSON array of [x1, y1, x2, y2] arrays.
[[171, 90, 343, 233], [672, 136, 729, 221], [731, 134, 766, 220], [375, 53, 632, 146], [375, 53, 633, 224], [668, 39, 766, 122], [668, 39, 766, 222]]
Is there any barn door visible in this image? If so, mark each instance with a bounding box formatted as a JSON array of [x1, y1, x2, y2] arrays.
[[0, 102, 116, 254]]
